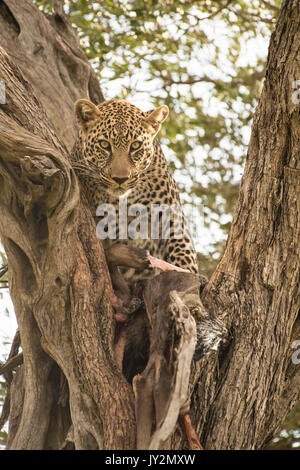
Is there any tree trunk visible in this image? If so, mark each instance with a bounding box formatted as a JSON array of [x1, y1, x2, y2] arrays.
[[0, 0, 299, 450], [0, 0, 135, 450], [193, 0, 300, 449]]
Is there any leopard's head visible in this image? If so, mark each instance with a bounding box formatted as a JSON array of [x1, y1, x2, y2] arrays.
[[74, 98, 169, 196]]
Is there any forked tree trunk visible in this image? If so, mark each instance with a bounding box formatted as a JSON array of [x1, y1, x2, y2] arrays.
[[0, 0, 299, 450]]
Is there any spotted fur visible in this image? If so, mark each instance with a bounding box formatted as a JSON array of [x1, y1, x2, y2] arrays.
[[71, 98, 227, 362], [71, 98, 199, 280]]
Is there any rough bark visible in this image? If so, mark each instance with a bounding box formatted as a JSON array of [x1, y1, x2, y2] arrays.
[[192, 0, 300, 449], [0, 0, 104, 151], [0, 0, 134, 450], [0, 0, 299, 450]]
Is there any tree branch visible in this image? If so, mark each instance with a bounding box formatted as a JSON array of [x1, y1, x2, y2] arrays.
[[0, 0, 299, 451], [0, 4, 134, 449], [0, 353, 23, 376], [186, 0, 235, 22], [52, 0, 64, 17]]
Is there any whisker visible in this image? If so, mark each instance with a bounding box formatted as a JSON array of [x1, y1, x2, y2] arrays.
[[74, 171, 101, 181], [72, 160, 101, 173]]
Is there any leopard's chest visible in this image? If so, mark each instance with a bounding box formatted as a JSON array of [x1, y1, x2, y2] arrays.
[[98, 186, 169, 253]]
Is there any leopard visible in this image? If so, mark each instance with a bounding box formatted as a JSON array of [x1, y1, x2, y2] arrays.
[[71, 98, 198, 278], [70, 98, 226, 362]]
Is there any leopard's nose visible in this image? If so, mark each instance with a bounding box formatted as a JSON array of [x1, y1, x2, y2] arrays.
[[112, 177, 129, 185]]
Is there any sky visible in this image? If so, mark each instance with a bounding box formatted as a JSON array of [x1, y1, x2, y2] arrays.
[[0, 287, 17, 361]]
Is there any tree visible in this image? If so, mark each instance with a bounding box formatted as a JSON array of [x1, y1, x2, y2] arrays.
[[0, 0, 299, 450], [35, 0, 281, 274]]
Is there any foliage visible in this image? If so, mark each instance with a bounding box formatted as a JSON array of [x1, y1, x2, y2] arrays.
[[266, 402, 300, 450]]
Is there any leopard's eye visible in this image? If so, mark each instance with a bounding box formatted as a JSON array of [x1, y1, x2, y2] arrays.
[[130, 141, 142, 152], [99, 140, 111, 150]]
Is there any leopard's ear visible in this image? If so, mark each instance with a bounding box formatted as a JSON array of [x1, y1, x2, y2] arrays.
[[74, 99, 100, 132], [143, 105, 169, 135]]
